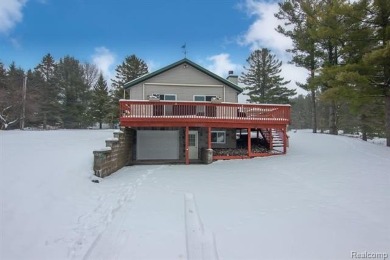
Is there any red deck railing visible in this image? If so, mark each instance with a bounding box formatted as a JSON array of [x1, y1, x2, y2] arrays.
[[120, 100, 291, 128]]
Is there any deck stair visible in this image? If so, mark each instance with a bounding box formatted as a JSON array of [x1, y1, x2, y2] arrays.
[[271, 129, 284, 148], [261, 128, 285, 153]]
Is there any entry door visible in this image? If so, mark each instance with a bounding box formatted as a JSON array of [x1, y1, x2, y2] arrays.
[[188, 131, 199, 160]]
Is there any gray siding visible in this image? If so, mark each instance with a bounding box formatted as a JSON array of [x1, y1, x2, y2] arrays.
[[128, 83, 143, 100], [128, 63, 239, 102], [144, 84, 224, 101], [148, 64, 220, 85], [224, 86, 238, 103]]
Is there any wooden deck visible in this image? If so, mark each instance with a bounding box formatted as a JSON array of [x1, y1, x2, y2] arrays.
[[120, 100, 291, 128]]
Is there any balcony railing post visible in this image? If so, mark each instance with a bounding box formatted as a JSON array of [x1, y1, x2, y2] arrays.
[[247, 127, 252, 157], [185, 126, 189, 165]]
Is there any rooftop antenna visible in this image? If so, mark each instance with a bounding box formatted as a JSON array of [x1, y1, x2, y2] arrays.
[[181, 43, 187, 58]]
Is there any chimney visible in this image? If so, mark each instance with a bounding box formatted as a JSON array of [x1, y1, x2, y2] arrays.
[[226, 70, 238, 85]]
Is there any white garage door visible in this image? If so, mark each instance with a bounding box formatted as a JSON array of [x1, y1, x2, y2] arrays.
[[136, 130, 180, 160]]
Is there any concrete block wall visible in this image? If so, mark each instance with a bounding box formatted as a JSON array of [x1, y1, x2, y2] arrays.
[[93, 128, 133, 178]]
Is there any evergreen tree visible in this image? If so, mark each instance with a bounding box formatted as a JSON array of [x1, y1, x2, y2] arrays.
[[0, 62, 14, 129], [316, 0, 388, 142], [240, 48, 296, 104], [277, 0, 385, 137], [111, 54, 149, 91], [110, 55, 148, 124], [0, 62, 6, 101], [90, 73, 110, 129], [315, 0, 353, 135], [318, 0, 380, 140], [34, 53, 61, 129], [0, 63, 25, 129], [24, 69, 42, 127], [276, 0, 322, 132], [290, 94, 313, 129], [55, 56, 91, 128], [362, 0, 390, 146]]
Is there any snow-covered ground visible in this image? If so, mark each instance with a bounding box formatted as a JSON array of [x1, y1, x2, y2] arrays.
[[1, 129, 389, 260]]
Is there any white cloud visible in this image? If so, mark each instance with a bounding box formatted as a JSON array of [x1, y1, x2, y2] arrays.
[[281, 63, 310, 95], [240, 0, 292, 57], [92, 46, 116, 82], [207, 53, 241, 78], [146, 59, 159, 72], [206, 53, 249, 103], [0, 0, 27, 34]]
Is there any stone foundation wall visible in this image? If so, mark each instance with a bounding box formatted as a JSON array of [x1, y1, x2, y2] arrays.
[[93, 128, 133, 178]]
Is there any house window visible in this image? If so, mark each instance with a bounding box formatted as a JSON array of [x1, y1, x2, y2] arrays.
[[193, 95, 216, 102], [154, 94, 177, 100], [211, 131, 226, 144]]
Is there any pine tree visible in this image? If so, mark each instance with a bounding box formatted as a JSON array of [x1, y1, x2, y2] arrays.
[[24, 69, 42, 127], [0, 62, 15, 129], [110, 55, 148, 124], [90, 73, 110, 129], [34, 53, 61, 129], [112, 55, 148, 88], [290, 94, 313, 129], [315, 0, 388, 142], [276, 0, 322, 132], [315, 0, 353, 135], [240, 48, 296, 104], [55, 56, 91, 128], [0, 63, 25, 129], [319, 0, 381, 140], [362, 0, 390, 146]]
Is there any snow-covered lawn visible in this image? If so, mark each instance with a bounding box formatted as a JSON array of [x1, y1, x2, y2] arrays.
[[1, 130, 389, 260]]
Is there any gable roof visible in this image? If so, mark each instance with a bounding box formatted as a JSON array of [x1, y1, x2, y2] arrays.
[[123, 58, 243, 93]]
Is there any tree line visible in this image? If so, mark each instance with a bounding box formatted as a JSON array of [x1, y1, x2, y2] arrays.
[[276, 0, 389, 146], [1, 0, 388, 146], [0, 54, 148, 130], [0, 48, 296, 131]]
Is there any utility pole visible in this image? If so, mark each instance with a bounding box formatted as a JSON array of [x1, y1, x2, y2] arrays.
[[20, 74, 27, 130]]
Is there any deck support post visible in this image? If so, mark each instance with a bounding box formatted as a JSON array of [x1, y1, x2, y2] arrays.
[[208, 127, 212, 149], [283, 127, 287, 154], [247, 128, 252, 157], [269, 128, 273, 151], [185, 126, 189, 165]]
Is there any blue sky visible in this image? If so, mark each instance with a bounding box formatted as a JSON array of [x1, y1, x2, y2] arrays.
[[0, 0, 307, 94]]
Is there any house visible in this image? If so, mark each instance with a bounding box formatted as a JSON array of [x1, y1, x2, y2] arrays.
[[93, 58, 290, 177]]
